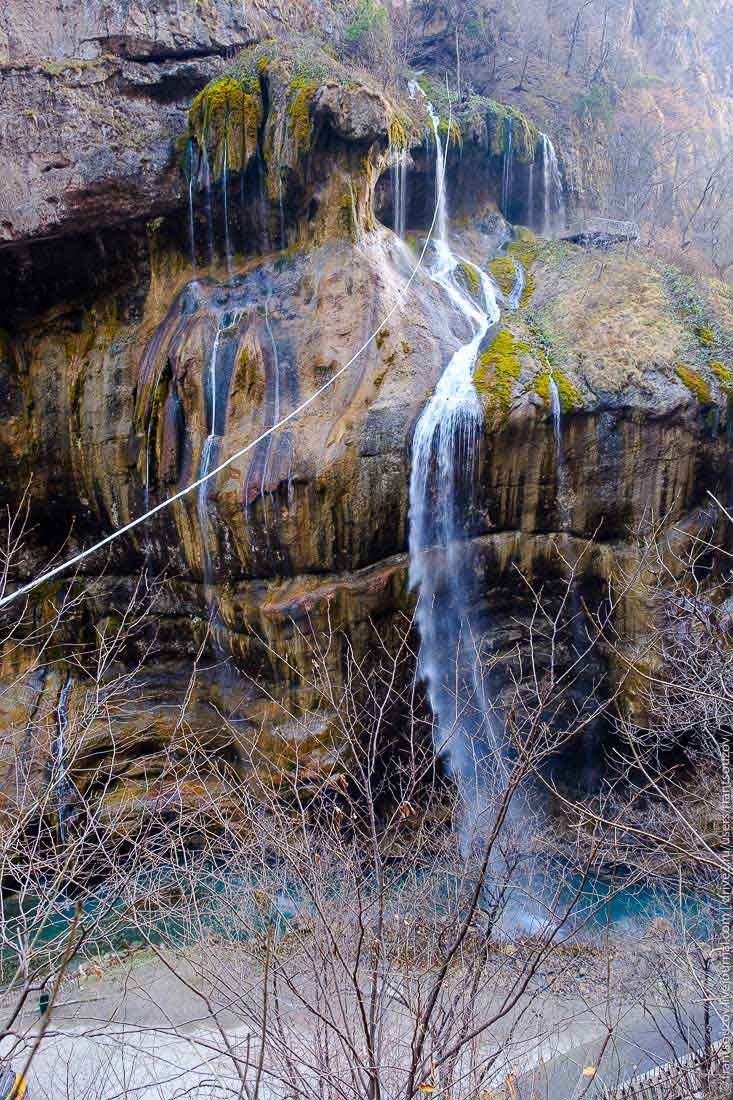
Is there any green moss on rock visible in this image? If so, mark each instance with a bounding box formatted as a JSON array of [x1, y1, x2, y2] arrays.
[[710, 360, 733, 391], [457, 260, 480, 297], [488, 256, 515, 296], [186, 38, 342, 182], [189, 73, 263, 179], [474, 330, 528, 411], [337, 190, 355, 238], [288, 76, 317, 156], [535, 365, 581, 412], [675, 364, 711, 403], [484, 100, 538, 162], [388, 113, 409, 151]]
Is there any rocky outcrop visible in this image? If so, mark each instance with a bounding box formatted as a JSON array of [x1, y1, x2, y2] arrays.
[[3, 200, 733, 833], [0, 0, 322, 64], [2, 13, 733, 843], [0, 54, 220, 246]]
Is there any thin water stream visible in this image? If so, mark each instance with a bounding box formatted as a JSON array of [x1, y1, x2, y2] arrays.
[[54, 674, 74, 846]]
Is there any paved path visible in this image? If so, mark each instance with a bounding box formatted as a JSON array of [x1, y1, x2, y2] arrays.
[[0, 952, 720, 1099]]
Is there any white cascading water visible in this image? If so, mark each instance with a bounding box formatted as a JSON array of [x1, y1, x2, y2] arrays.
[[391, 148, 408, 239], [54, 674, 73, 846], [541, 133, 565, 235], [259, 297, 281, 532], [278, 174, 286, 249], [200, 144, 215, 265], [197, 318, 224, 584], [409, 106, 502, 825], [549, 371, 562, 459], [188, 141, 197, 272], [528, 162, 535, 229]]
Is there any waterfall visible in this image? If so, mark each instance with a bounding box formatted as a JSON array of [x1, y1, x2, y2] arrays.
[[197, 318, 224, 584], [528, 162, 535, 229], [278, 174, 286, 249], [259, 298, 281, 523], [201, 149, 215, 265], [541, 134, 565, 235], [501, 119, 514, 219], [187, 141, 197, 272], [549, 371, 589, 782], [549, 368, 570, 532], [426, 104, 448, 243], [391, 148, 408, 239], [54, 674, 73, 847], [409, 108, 502, 826], [549, 371, 562, 458]]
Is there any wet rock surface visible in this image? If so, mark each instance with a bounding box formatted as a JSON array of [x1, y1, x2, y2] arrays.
[[2, 10, 733, 839]]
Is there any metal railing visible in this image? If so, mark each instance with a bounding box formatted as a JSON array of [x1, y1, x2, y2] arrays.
[[602, 1039, 724, 1100], [563, 216, 640, 242]]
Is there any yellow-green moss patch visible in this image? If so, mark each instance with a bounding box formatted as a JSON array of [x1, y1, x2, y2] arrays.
[[483, 100, 538, 161], [437, 118, 462, 147], [474, 330, 528, 412], [675, 364, 711, 403], [388, 113, 409, 151], [488, 257, 515, 296], [695, 325, 715, 347], [710, 360, 733, 391], [288, 77, 317, 157], [189, 74, 263, 178], [457, 260, 480, 297], [534, 366, 581, 412]]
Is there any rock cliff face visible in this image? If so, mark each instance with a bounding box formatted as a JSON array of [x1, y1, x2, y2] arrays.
[[1, 10, 732, 840]]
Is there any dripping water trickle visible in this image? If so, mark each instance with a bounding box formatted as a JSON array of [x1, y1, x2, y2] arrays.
[[54, 674, 73, 848], [528, 162, 535, 229], [391, 148, 408, 239], [549, 370, 562, 459], [198, 318, 224, 585], [188, 140, 197, 272], [257, 150, 270, 253], [201, 146, 215, 266], [549, 369, 589, 781]]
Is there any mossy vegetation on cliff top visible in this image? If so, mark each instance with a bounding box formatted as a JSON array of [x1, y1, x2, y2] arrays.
[[459, 92, 539, 160], [415, 80, 540, 163], [288, 76, 318, 157], [189, 71, 264, 179], [188, 38, 357, 182]]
